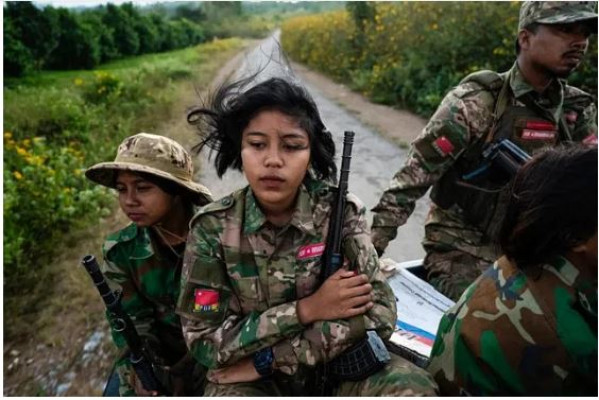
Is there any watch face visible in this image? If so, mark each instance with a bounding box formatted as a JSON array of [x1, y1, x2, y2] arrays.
[[254, 348, 274, 376]]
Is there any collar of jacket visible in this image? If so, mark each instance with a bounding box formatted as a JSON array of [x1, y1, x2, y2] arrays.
[[510, 61, 565, 121], [242, 183, 318, 238], [500, 254, 597, 319]]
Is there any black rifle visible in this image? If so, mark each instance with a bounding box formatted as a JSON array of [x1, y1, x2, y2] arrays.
[[320, 131, 391, 387], [81, 255, 161, 393], [462, 138, 532, 181]]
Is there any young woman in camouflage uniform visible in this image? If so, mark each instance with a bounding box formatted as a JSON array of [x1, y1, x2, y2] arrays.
[[85, 133, 212, 396], [177, 77, 438, 396], [428, 145, 597, 395]]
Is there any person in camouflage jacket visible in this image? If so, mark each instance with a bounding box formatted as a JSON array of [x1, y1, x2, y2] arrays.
[[86, 133, 212, 396], [178, 77, 438, 396], [428, 145, 598, 396], [371, 1, 598, 301]]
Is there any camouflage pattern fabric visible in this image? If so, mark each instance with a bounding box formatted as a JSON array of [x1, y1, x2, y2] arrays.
[[102, 222, 205, 396], [427, 256, 598, 396], [177, 176, 438, 395], [518, 1, 597, 30], [203, 353, 437, 396], [86, 132, 212, 205], [371, 62, 598, 301]]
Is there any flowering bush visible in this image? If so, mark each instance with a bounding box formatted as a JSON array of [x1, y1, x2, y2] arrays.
[[3, 132, 113, 283], [282, 2, 597, 116]]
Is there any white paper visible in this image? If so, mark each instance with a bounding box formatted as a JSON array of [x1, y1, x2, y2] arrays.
[[387, 262, 455, 358]]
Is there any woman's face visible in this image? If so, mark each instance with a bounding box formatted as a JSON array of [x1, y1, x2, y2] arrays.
[[241, 109, 311, 216], [115, 171, 175, 227]]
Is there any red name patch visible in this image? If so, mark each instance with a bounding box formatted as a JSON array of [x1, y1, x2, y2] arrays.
[[521, 129, 557, 141], [194, 289, 220, 313], [525, 120, 556, 130], [297, 242, 325, 260], [432, 136, 455, 157]]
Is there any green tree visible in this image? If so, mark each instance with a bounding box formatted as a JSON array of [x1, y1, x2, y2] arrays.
[[3, 16, 35, 77], [80, 11, 119, 63], [4, 1, 59, 70], [102, 3, 140, 56], [45, 8, 101, 70]]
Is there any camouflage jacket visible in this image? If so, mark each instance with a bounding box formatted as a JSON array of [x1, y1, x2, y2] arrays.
[[427, 256, 598, 396], [102, 223, 189, 396], [177, 177, 397, 375], [371, 62, 597, 262]]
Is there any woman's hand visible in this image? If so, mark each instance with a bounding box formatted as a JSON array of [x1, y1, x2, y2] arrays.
[[207, 357, 261, 384], [297, 268, 374, 324]]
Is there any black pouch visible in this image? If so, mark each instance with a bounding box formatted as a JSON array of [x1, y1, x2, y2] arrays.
[[327, 330, 391, 382]]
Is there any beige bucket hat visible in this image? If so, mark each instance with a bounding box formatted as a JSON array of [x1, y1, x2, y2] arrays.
[[85, 133, 212, 205]]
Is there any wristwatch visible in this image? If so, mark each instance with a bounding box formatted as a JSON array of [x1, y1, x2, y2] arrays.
[[253, 347, 274, 377]]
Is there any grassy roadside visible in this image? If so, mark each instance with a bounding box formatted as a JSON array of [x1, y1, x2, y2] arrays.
[[3, 38, 252, 396]]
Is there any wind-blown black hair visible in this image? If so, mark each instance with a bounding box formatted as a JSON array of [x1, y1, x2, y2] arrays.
[[187, 76, 336, 181], [499, 145, 598, 270]]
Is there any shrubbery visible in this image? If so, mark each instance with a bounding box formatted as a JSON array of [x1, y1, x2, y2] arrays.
[[282, 2, 598, 117]]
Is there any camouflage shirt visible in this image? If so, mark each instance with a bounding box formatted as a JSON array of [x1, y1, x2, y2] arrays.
[[427, 256, 598, 396], [102, 223, 189, 395], [177, 177, 397, 375], [371, 62, 597, 262]]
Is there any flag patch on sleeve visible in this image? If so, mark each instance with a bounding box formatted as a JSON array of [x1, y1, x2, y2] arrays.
[[194, 289, 220, 313], [432, 136, 455, 157]]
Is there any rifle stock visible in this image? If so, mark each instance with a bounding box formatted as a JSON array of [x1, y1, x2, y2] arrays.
[[81, 255, 161, 393]]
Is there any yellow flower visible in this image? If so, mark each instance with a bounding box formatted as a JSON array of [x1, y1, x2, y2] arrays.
[[74, 78, 84, 86], [22, 139, 31, 148], [13, 171, 23, 180], [16, 147, 28, 156], [4, 132, 12, 139]]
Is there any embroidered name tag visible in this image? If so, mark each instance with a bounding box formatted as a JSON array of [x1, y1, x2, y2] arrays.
[[297, 242, 325, 260], [521, 129, 557, 140], [525, 120, 556, 130], [194, 289, 220, 313]]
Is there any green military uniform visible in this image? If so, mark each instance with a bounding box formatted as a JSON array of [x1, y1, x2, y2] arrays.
[[177, 176, 438, 396], [371, 62, 597, 301], [427, 255, 597, 396], [102, 223, 206, 396]]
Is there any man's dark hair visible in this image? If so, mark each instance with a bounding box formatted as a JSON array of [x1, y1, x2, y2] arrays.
[[187, 77, 336, 181], [515, 22, 540, 54], [499, 145, 598, 269]]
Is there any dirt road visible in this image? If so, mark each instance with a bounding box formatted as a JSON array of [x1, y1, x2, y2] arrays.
[[196, 33, 430, 262]]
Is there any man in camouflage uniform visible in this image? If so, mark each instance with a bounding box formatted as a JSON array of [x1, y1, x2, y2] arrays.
[[86, 133, 212, 396], [427, 146, 598, 395], [177, 174, 438, 396], [371, 1, 598, 301]]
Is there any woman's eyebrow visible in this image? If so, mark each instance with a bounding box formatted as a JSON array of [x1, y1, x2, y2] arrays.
[[280, 132, 308, 140], [244, 131, 268, 140]]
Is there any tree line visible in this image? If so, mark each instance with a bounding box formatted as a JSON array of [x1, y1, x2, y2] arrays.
[[3, 1, 240, 77]]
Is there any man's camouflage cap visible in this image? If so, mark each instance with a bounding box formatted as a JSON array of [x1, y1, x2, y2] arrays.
[[86, 132, 212, 204], [519, 1, 598, 30]]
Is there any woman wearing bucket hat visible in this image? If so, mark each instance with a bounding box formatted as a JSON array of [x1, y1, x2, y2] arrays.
[[85, 132, 212, 396]]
